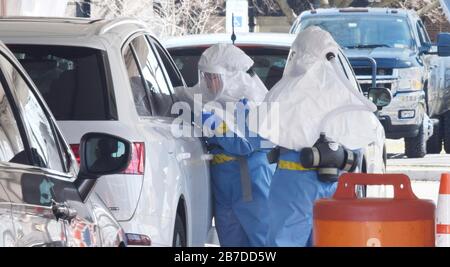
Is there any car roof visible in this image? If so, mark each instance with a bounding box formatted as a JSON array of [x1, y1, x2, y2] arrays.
[[163, 33, 296, 50], [0, 16, 150, 47], [300, 7, 411, 19]]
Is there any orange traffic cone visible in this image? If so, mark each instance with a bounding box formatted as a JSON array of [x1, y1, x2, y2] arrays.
[[436, 173, 450, 247]]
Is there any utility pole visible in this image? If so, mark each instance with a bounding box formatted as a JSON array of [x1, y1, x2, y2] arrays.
[[76, 0, 91, 18], [248, 0, 255, 32]]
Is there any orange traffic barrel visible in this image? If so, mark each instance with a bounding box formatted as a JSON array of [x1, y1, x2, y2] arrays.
[[436, 173, 450, 247], [313, 173, 435, 247]]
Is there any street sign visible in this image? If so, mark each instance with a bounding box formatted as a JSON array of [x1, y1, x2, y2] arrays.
[[226, 0, 249, 33]]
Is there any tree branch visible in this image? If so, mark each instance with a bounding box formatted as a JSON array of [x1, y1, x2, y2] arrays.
[[373, 0, 403, 7], [417, 0, 440, 16], [274, 0, 297, 24]]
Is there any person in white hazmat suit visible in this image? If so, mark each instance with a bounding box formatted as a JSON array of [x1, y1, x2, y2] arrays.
[[252, 26, 385, 247], [175, 43, 274, 247]]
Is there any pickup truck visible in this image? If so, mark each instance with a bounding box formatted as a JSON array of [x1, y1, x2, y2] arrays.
[[290, 7, 443, 158]]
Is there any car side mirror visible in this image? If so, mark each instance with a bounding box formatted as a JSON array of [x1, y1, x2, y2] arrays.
[[437, 33, 450, 57], [368, 87, 392, 110], [78, 133, 131, 179]]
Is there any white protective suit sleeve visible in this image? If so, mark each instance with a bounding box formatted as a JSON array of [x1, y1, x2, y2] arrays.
[[254, 26, 383, 150]]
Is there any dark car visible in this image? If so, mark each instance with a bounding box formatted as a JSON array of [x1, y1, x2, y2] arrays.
[[0, 41, 130, 247]]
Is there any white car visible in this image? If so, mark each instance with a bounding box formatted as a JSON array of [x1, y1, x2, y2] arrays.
[[0, 17, 212, 247], [165, 33, 387, 177]]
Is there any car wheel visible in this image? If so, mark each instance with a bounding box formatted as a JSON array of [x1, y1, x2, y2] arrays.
[[444, 112, 450, 153], [427, 120, 442, 154], [172, 214, 187, 247], [404, 123, 426, 158]]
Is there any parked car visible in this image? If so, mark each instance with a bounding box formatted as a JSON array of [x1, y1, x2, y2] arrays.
[[165, 33, 294, 90], [290, 7, 439, 158], [0, 17, 212, 247], [0, 40, 128, 247], [164, 33, 387, 175]]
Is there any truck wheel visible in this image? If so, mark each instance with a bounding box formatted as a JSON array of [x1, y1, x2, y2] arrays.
[[444, 112, 450, 153], [405, 123, 426, 158], [427, 121, 442, 154], [172, 214, 187, 247]]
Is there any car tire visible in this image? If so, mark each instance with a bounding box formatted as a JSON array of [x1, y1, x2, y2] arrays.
[[172, 214, 187, 247], [404, 123, 426, 158], [444, 112, 450, 153], [427, 120, 442, 154]]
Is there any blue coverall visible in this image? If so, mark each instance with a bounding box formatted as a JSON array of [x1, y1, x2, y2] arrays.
[[265, 149, 337, 247], [204, 107, 274, 247]]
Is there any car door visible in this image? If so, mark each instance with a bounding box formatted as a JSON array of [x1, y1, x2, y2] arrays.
[[149, 36, 212, 246], [0, 49, 101, 246], [0, 182, 14, 247], [122, 35, 186, 245], [416, 20, 441, 116]]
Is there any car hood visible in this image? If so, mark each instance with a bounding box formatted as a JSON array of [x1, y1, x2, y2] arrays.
[[344, 47, 416, 68]]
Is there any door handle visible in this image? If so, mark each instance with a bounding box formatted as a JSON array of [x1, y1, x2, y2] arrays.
[[177, 152, 191, 161], [52, 200, 77, 223], [201, 154, 214, 161]]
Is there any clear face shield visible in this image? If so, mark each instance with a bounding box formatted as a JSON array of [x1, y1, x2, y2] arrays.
[[199, 71, 225, 101]]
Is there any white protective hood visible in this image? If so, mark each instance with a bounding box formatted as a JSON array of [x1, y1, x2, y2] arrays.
[[174, 43, 268, 136], [255, 26, 383, 150], [177, 43, 267, 105]]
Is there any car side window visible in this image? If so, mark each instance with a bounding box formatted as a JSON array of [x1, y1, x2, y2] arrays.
[[0, 66, 27, 164], [0, 55, 65, 172], [147, 36, 184, 88], [416, 21, 431, 46], [130, 35, 173, 117], [123, 43, 152, 117]]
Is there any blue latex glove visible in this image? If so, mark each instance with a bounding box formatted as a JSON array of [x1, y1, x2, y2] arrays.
[[202, 111, 218, 131], [239, 98, 248, 106], [236, 98, 250, 114], [235, 98, 250, 134]]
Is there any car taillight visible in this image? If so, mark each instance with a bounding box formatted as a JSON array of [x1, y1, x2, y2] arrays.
[[122, 142, 145, 175], [125, 233, 151, 246], [70, 144, 80, 165]]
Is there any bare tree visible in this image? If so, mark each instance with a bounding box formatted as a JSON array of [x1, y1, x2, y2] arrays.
[[79, 0, 154, 18], [152, 0, 224, 38], [274, 0, 298, 24], [72, 0, 224, 38], [263, 0, 443, 25]]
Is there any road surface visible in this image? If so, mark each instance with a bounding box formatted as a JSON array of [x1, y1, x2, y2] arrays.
[[385, 139, 450, 204]]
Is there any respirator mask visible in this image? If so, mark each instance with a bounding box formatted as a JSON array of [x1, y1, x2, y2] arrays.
[[300, 133, 360, 183]]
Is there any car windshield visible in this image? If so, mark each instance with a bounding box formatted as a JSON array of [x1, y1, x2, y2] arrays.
[[299, 15, 414, 49], [8, 44, 116, 121], [168, 46, 288, 89]]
